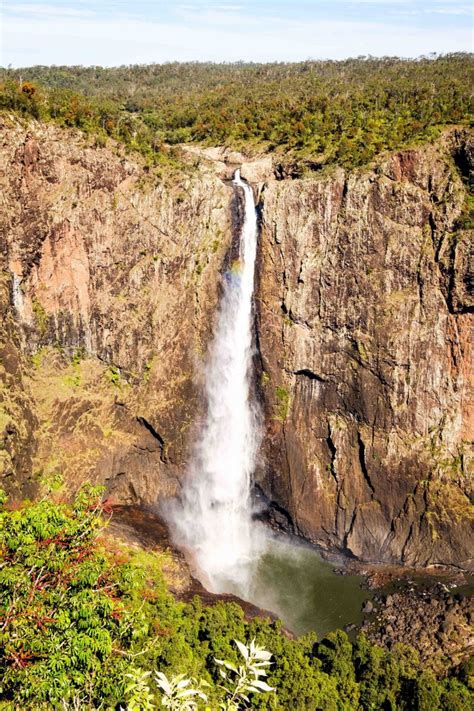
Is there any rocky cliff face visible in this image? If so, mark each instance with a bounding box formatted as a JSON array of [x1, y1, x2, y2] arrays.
[[256, 130, 473, 570], [0, 117, 472, 569], [0, 117, 233, 502]]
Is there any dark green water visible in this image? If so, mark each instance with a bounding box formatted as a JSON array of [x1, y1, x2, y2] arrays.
[[244, 533, 370, 638]]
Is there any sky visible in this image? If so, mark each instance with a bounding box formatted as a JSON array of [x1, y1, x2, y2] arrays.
[[0, 0, 472, 67]]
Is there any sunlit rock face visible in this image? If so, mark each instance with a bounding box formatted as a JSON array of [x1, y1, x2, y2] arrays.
[[0, 118, 233, 503], [0, 117, 472, 570], [256, 129, 473, 570]]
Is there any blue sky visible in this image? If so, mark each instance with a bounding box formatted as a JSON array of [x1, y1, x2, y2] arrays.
[[1, 1, 472, 67]]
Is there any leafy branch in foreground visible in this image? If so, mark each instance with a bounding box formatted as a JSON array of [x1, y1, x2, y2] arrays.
[[215, 639, 274, 710], [124, 668, 155, 711], [154, 672, 209, 710], [123, 639, 274, 710]]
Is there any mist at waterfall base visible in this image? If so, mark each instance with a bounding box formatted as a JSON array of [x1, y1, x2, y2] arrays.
[[164, 170, 369, 638]]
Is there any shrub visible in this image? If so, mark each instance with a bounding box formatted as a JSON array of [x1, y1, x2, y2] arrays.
[[0, 489, 472, 709]]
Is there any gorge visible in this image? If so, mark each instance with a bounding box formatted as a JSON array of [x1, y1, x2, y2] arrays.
[[1, 48, 473, 707], [0, 118, 472, 588], [0, 108, 473, 707]]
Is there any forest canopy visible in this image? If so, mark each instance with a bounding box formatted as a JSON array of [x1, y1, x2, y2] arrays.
[[0, 54, 473, 169], [0, 487, 472, 709]]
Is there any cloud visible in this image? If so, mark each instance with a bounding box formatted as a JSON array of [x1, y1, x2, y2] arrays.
[[175, 8, 246, 27], [179, 3, 244, 9], [324, 0, 472, 10], [432, 7, 472, 15], [333, 0, 418, 4], [391, 2, 473, 16], [4, 2, 96, 17]]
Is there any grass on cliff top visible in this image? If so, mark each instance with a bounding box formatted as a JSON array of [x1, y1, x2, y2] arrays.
[[0, 485, 473, 709], [0, 54, 472, 173]]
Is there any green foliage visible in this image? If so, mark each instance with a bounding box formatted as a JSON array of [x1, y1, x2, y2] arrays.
[[154, 671, 209, 709], [215, 638, 275, 709], [0, 484, 120, 705], [39, 471, 65, 495], [274, 386, 290, 422], [0, 54, 472, 170], [0, 490, 472, 709], [124, 668, 156, 710], [71, 348, 86, 366], [144, 357, 155, 383], [105, 365, 122, 387], [315, 630, 360, 707], [260, 371, 270, 387], [456, 191, 474, 230], [125, 640, 275, 711], [31, 297, 49, 337]]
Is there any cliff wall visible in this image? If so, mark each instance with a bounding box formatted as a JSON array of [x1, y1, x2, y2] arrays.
[[0, 117, 233, 502], [256, 130, 473, 569], [0, 117, 472, 568]]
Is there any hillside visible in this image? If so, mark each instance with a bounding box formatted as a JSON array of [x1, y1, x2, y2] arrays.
[[1, 55, 473, 170]]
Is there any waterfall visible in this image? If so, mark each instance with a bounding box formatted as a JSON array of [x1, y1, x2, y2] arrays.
[[168, 169, 261, 594]]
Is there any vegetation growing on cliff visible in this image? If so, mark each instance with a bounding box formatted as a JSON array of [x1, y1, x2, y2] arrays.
[[0, 54, 472, 170], [274, 386, 290, 422], [0, 487, 472, 709]]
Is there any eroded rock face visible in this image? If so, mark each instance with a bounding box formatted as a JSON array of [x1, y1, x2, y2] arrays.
[[0, 118, 233, 502], [0, 271, 37, 498], [256, 129, 473, 570]]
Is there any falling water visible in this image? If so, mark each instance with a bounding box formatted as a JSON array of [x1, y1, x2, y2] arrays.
[[169, 169, 261, 593], [164, 171, 373, 633]]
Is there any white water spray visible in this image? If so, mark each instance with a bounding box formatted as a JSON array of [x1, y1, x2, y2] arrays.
[[169, 169, 261, 593]]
